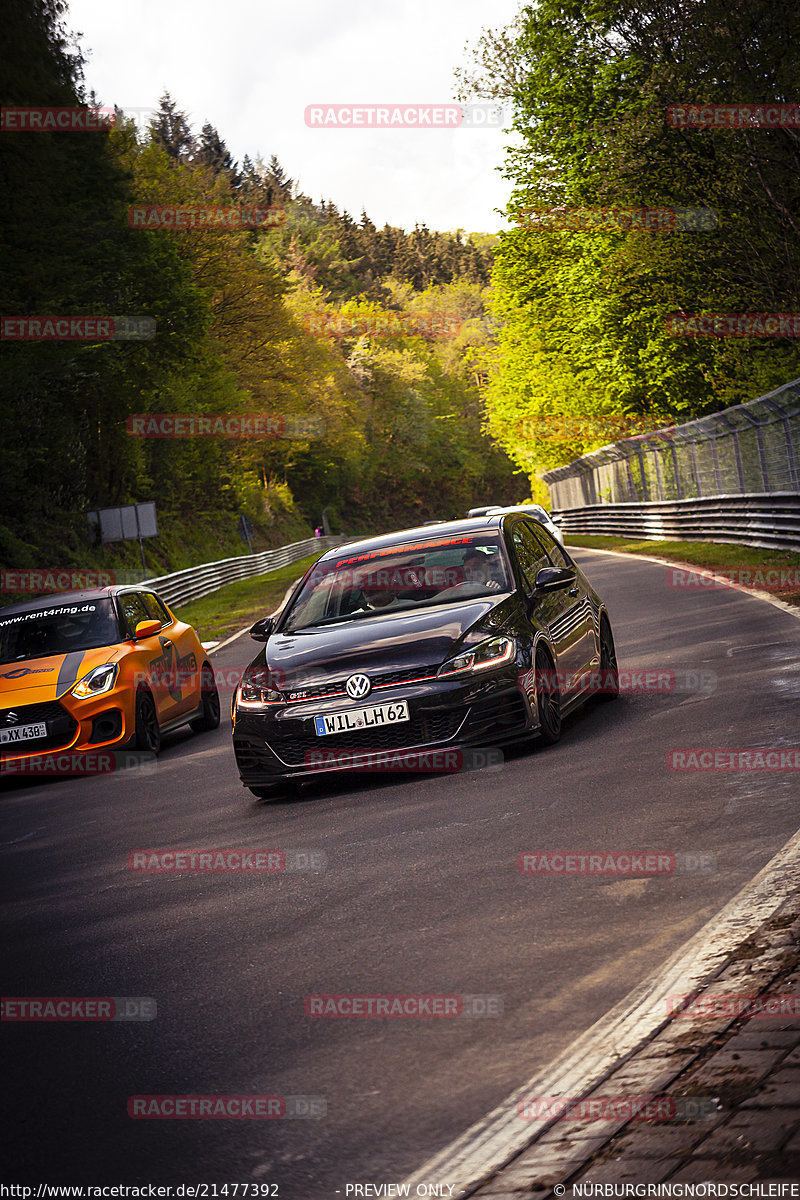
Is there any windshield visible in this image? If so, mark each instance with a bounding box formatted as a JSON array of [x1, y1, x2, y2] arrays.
[[0, 599, 121, 664], [282, 536, 511, 632]]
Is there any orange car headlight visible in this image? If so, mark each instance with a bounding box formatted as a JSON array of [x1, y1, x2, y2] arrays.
[[71, 663, 119, 699]]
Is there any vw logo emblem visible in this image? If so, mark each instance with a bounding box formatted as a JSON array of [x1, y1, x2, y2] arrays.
[[345, 673, 372, 700]]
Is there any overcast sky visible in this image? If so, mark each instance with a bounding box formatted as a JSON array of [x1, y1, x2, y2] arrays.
[[65, 0, 523, 233]]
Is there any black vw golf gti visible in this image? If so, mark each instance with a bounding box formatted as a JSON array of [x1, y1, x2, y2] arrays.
[[232, 514, 618, 797]]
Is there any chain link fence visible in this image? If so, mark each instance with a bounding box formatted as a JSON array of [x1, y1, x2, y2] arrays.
[[543, 377, 800, 508], [542, 378, 800, 550]]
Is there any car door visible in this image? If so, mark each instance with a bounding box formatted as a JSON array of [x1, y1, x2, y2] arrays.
[[118, 591, 181, 723], [140, 591, 199, 716], [508, 519, 592, 697], [526, 520, 598, 685]]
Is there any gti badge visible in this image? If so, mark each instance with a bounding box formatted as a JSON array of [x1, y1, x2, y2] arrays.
[[345, 674, 372, 700]]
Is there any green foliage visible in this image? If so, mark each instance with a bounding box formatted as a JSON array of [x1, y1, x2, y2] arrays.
[[1, 21, 517, 575], [462, 0, 800, 489]]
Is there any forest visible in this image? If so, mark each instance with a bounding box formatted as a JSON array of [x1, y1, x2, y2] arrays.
[[1, 0, 518, 575], [458, 0, 800, 476], [4, 0, 800, 576]]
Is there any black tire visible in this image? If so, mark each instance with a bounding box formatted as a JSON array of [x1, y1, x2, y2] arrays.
[[598, 615, 620, 701], [134, 688, 161, 755], [534, 644, 562, 745], [190, 664, 221, 732]]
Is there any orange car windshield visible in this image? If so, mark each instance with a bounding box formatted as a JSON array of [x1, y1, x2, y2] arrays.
[[0, 599, 122, 664]]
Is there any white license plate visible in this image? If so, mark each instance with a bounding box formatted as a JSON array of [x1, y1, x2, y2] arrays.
[[0, 722, 47, 744], [314, 701, 409, 737]]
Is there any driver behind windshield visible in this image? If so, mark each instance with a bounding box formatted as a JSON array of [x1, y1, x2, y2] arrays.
[[355, 565, 424, 612], [462, 548, 504, 592]]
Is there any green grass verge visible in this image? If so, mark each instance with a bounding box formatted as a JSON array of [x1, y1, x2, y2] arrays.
[[172, 553, 322, 642], [565, 535, 800, 606]]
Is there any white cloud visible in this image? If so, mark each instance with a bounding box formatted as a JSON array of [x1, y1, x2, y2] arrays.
[[66, 0, 522, 231]]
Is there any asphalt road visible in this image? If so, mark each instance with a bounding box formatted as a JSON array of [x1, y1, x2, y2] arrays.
[[3, 550, 800, 1197]]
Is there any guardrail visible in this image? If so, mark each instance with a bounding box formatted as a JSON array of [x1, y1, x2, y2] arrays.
[[143, 536, 345, 609], [554, 493, 800, 552]]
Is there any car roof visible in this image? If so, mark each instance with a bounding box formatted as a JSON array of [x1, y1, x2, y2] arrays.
[[488, 503, 548, 513], [0, 585, 155, 619], [318, 516, 513, 562]]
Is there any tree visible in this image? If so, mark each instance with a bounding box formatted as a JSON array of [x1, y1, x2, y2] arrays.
[[195, 122, 236, 178], [149, 92, 194, 162], [460, 0, 800, 487]]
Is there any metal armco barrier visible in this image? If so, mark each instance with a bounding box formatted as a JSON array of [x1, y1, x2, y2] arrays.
[[143, 536, 344, 609], [554, 493, 800, 552]]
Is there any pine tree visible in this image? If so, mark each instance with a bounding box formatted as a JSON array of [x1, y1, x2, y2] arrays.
[[195, 122, 236, 178], [149, 92, 194, 162]]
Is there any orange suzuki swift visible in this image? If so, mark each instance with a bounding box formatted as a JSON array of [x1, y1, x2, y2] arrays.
[[0, 586, 220, 773]]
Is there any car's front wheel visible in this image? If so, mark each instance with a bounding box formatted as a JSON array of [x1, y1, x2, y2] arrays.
[[535, 644, 562, 744], [190, 663, 221, 732], [134, 687, 161, 754]]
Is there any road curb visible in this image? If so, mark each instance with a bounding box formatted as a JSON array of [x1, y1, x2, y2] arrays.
[[402, 823, 800, 1198]]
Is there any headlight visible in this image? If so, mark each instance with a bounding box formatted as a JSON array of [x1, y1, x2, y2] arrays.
[[438, 635, 515, 677], [71, 663, 119, 699], [236, 665, 284, 709]]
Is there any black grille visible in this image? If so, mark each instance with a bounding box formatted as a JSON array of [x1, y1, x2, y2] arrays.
[[288, 665, 438, 703], [463, 693, 528, 741], [373, 666, 438, 689], [234, 738, 280, 778], [0, 700, 78, 757], [267, 708, 464, 763]]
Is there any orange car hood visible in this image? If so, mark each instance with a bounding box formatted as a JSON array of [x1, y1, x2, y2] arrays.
[[0, 646, 124, 707]]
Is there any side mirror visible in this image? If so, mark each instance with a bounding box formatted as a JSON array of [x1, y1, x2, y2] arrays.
[[134, 618, 162, 639], [249, 616, 275, 642], [530, 566, 576, 596]]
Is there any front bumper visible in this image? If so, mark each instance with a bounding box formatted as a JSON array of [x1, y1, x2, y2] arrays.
[[233, 669, 533, 786], [0, 691, 134, 774]]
